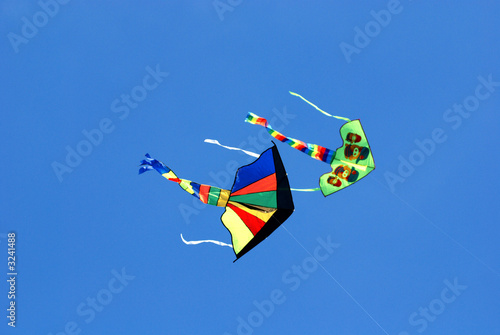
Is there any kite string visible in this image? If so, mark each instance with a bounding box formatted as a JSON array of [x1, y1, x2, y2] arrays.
[[180, 234, 233, 248], [289, 91, 351, 122], [204, 139, 260, 158], [281, 225, 390, 335]]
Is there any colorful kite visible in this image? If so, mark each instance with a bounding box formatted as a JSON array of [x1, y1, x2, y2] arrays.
[[139, 144, 294, 261], [245, 92, 375, 196]]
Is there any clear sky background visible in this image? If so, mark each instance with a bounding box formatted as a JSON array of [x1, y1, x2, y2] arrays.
[[1, 1, 499, 334]]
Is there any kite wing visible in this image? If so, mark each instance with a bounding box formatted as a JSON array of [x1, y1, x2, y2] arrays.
[[319, 120, 375, 196], [222, 143, 294, 261]]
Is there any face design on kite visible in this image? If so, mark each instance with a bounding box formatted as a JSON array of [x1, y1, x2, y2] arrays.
[[344, 132, 370, 163], [345, 132, 361, 143], [327, 176, 341, 187], [327, 165, 359, 188], [335, 165, 358, 182], [344, 144, 370, 163]]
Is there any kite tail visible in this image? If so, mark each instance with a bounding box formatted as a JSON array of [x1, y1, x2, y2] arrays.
[[289, 91, 351, 122], [204, 139, 259, 158], [139, 153, 181, 181], [180, 234, 233, 248], [245, 113, 336, 164], [139, 154, 230, 207], [290, 187, 321, 192]]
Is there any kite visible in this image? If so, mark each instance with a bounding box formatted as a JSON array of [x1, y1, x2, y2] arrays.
[[245, 92, 375, 196], [139, 144, 294, 261]]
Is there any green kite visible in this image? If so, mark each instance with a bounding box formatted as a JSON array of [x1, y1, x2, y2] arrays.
[[245, 92, 375, 196]]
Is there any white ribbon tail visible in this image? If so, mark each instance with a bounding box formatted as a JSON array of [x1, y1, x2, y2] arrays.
[[204, 139, 260, 158], [180, 234, 233, 248], [290, 187, 321, 192], [289, 91, 351, 122]]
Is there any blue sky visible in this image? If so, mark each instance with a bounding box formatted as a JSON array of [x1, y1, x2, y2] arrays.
[[1, 1, 499, 334]]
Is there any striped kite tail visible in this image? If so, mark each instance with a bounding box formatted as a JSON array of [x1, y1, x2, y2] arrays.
[[245, 112, 269, 127], [245, 113, 335, 164], [245, 112, 291, 144], [139, 154, 230, 207], [139, 153, 181, 182]]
